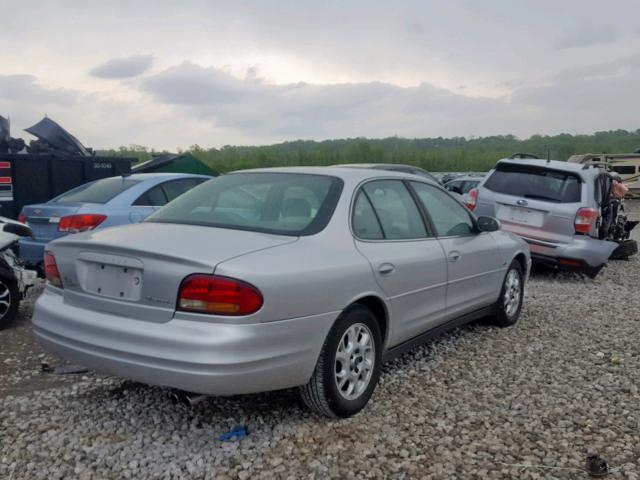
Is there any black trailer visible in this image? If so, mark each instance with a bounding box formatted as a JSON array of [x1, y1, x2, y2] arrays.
[[0, 154, 133, 219]]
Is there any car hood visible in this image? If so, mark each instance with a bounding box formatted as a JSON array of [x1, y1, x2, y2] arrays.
[[49, 221, 298, 270]]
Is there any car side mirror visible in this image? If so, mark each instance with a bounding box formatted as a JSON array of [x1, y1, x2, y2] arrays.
[[447, 185, 463, 195], [476, 216, 501, 233]]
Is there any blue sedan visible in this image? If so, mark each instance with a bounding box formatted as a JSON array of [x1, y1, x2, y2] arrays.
[[19, 173, 211, 267]]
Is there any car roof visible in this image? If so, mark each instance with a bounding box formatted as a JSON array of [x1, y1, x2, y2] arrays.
[[446, 175, 483, 182], [122, 172, 212, 181], [234, 166, 439, 184], [334, 163, 425, 170], [495, 157, 590, 174]]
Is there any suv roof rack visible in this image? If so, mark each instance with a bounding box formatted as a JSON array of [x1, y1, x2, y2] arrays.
[[508, 153, 540, 159]]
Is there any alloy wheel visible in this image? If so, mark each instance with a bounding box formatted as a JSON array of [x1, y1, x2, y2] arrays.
[[334, 323, 375, 400], [503, 269, 521, 317]]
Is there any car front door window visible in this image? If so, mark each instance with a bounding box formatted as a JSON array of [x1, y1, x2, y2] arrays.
[[410, 182, 474, 237]]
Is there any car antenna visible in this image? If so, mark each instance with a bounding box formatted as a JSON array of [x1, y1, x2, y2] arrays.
[[546, 148, 550, 163]]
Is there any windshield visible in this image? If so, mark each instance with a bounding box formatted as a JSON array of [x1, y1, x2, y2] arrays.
[[50, 177, 140, 204], [484, 165, 582, 203], [146, 172, 343, 235]]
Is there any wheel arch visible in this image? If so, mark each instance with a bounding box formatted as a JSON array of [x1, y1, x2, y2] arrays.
[[350, 295, 390, 348], [513, 252, 528, 274]]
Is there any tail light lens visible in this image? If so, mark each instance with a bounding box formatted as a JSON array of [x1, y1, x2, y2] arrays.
[[177, 274, 263, 316], [44, 251, 63, 288], [18, 213, 26, 224], [466, 188, 478, 211], [58, 214, 107, 233], [575, 207, 598, 234]]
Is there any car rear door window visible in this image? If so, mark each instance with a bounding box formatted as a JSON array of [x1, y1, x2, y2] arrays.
[[133, 185, 168, 207], [362, 180, 427, 240], [161, 178, 205, 202], [484, 165, 582, 203], [410, 182, 475, 237], [352, 191, 384, 240]]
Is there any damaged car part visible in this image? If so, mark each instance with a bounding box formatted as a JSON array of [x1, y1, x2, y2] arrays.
[[0, 216, 38, 329], [24, 116, 90, 157]]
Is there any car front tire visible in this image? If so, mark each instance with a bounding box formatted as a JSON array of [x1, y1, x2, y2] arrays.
[[492, 260, 524, 327], [300, 304, 382, 418]]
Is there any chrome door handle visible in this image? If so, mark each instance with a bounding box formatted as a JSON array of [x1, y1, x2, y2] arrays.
[[378, 263, 396, 275], [448, 251, 461, 262]]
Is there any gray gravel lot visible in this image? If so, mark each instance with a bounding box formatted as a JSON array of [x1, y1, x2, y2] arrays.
[[1, 204, 640, 479]]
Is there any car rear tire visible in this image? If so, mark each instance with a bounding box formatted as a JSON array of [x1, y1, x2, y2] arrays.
[[0, 278, 20, 330], [492, 260, 524, 328], [300, 304, 382, 418], [610, 239, 638, 260]]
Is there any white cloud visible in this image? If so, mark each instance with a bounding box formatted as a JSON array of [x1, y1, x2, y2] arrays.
[[90, 55, 154, 79]]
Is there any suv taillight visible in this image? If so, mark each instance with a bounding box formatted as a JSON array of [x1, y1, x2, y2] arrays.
[[58, 214, 107, 233], [466, 188, 478, 211], [44, 251, 63, 288], [575, 207, 598, 234], [18, 213, 26, 224], [177, 275, 263, 315]]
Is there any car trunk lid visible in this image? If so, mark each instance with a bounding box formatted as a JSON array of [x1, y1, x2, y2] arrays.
[[50, 222, 297, 322], [22, 203, 84, 241]]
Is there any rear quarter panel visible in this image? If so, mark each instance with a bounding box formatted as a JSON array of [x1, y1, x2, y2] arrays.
[[214, 231, 383, 324]]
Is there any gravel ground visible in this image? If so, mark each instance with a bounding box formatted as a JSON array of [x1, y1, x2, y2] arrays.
[[1, 204, 640, 479]]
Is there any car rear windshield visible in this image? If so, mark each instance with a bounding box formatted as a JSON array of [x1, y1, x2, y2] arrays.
[[51, 178, 140, 204], [484, 164, 582, 203], [146, 172, 344, 236]]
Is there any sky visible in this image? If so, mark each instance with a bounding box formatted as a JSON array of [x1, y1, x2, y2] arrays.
[[1, 0, 639, 150]]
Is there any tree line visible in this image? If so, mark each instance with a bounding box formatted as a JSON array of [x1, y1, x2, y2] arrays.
[[99, 129, 640, 173]]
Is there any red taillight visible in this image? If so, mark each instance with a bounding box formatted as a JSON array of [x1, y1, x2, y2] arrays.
[[44, 251, 63, 288], [466, 188, 478, 211], [58, 214, 107, 233], [575, 207, 598, 234], [177, 275, 263, 316], [18, 213, 26, 224]]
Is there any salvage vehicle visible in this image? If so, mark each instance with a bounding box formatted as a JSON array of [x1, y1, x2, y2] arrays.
[[0, 217, 37, 329], [470, 157, 638, 277], [19, 173, 210, 269], [32, 167, 530, 418]]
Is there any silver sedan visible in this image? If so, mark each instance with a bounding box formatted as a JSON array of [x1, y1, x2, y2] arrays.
[[32, 167, 530, 418]]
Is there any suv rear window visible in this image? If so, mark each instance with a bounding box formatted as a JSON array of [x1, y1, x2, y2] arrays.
[[51, 178, 139, 204], [484, 164, 582, 203]]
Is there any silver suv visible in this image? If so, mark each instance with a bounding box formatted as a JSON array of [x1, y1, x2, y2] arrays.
[[471, 157, 633, 277]]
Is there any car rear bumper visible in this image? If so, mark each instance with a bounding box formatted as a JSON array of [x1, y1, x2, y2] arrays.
[[18, 237, 47, 266], [521, 235, 618, 269], [32, 288, 338, 395]]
